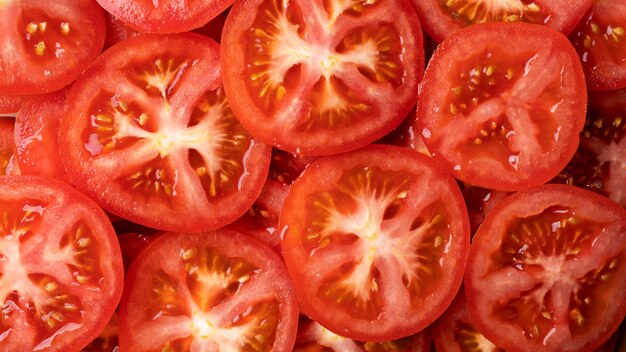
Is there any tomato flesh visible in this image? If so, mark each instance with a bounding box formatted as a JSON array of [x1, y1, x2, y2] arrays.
[[281, 144, 469, 341], [465, 185, 626, 351], [222, 0, 424, 155], [60, 33, 271, 232], [417, 22, 587, 191], [119, 230, 299, 351], [0, 176, 123, 351]]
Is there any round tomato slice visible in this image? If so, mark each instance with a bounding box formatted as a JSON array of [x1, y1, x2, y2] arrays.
[[465, 184, 626, 352], [60, 33, 271, 232], [0, 0, 105, 95], [0, 117, 17, 176], [0, 176, 123, 351], [432, 289, 501, 352], [410, 0, 593, 43], [222, 0, 424, 156], [15, 88, 69, 181], [295, 315, 431, 352], [96, 0, 232, 33], [280, 144, 470, 341], [119, 230, 299, 351], [570, 0, 626, 91], [417, 22, 587, 191]]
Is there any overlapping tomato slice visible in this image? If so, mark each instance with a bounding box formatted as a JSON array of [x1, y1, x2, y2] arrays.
[[222, 0, 424, 156], [570, 0, 626, 90], [281, 144, 470, 341], [119, 230, 299, 351], [417, 22, 587, 191], [15, 88, 69, 181], [0, 0, 105, 95], [465, 185, 626, 351], [410, 0, 593, 42], [0, 176, 123, 351], [60, 33, 271, 232], [0, 117, 17, 176]]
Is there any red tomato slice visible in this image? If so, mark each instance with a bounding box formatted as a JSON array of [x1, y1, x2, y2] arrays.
[[410, 0, 593, 43], [222, 0, 424, 156], [465, 184, 626, 352], [0, 0, 105, 95], [417, 22, 587, 191], [554, 88, 626, 208], [119, 230, 299, 351], [295, 315, 431, 352], [432, 289, 501, 352], [228, 179, 289, 251], [459, 183, 511, 236], [81, 311, 119, 352], [103, 13, 139, 50], [96, 0, 233, 33], [15, 88, 69, 181], [0, 95, 28, 114], [60, 33, 271, 232], [0, 176, 123, 351], [570, 0, 626, 91], [280, 144, 470, 341]]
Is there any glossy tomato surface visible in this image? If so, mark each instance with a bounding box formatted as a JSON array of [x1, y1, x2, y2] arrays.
[[222, 0, 424, 156], [570, 0, 626, 90], [0, 117, 17, 176], [294, 315, 431, 352], [60, 33, 271, 232], [410, 0, 593, 43], [96, 0, 232, 33], [0, 0, 105, 95], [465, 185, 626, 351], [0, 94, 28, 114], [417, 22, 586, 191], [15, 88, 69, 180], [0, 176, 123, 351], [281, 144, 470, 341], [119, 230, 299, 351]]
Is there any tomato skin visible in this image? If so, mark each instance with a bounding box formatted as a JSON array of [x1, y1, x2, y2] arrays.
[[464, 184, 626, 352], [0, 95, 28, 114], [281, 144, 469, 342], [417, 22, 587, 192], [0, 0, 106, 95], [119, 229, 299, 351], [222, 0, 424, 156], [0, 176, 124, 352]]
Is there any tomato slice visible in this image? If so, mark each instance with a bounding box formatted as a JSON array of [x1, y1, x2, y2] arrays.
[[432, 289, 501, 352], [465, 184, 626, 351], [570, 0, 626, 91], [417, 22, 587, 191], [0, 176, 123, 351], [222, 0, 424, 156], [459, 183, 511, 236], [0, 95, 28, 114], [553, 88, 626, 208], [119, 230, 299, 351], [15, 88, 69, 181], [0, 0, 105, 95], [280, 144, 470, 341], [410, 0, 593, 43], [103, 13, 139, 50], [228, 179, 289, 251], [60, 33, 271, 232], [96, 0, 233, 33], [295, 315, 432, 352]]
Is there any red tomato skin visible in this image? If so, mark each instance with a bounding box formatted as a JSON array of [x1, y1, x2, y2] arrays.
[[417, 22, 587, 192], [465, 184, 626, 352]]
